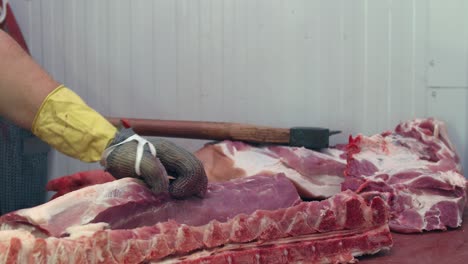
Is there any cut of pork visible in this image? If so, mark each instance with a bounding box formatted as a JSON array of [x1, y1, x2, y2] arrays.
[[195, 118, 466, 233], [0, 174, 301, 237], [343, 118, 467, 233], [0, 178, 156, 237], [46, 170, 115, 200], [0, 190, 392, 264], [195, 141, 346, 199]]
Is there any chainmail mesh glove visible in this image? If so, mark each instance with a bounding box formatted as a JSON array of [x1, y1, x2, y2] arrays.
[[149, 138, 208, 199], [101, 126, 169, 195], [101, 123, 208, 199]]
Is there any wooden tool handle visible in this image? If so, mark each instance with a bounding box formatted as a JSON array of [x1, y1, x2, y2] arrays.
[[107, 117, 290, 144]]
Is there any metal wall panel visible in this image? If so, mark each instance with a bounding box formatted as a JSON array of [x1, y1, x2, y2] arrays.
[[9, 0, 466, 181], [427, 0, 468, 87]]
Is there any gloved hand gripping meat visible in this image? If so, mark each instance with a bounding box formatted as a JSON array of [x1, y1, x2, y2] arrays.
[[30, 85, 207, 199], [101, 121, 208, 199], [149, 137, 208, 198]]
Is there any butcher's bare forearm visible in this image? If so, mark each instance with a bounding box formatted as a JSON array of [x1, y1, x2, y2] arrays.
[[0, 29, 59, 130]]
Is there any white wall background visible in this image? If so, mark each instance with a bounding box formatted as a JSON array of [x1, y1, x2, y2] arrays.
[[8, 0, 468, 180]]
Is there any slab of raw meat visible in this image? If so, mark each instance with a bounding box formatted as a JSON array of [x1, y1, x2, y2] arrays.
[[195, 141, 346, 199], [46, 170, 115, 200], [0, 174, 301, 237], [343, 118, 467, 233], [0, 178, 155, 237], [0, 190, 392, 264]]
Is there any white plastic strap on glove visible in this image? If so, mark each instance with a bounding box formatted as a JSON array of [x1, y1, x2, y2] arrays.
[[0, 0, 8, 24], [101, 134, 157, 176]]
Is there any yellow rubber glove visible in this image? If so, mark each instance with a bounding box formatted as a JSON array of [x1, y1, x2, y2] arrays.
[[32, 85, 208, 198], [32, 85, 117, 162]]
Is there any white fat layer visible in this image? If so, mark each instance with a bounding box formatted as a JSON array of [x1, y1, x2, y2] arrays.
[[307, 175, 344, 198], [15, 178, 137, 225], [321, 148, 346, 159], [0, 223, 48, 239], [0, 229, 35, 242], [354, 135, 431, 176], [393, 170, 466, 189], [294, 147, 346, 163], [218, 143, 345, 198], [65, 222, 109, 239], [355, 136, 466, 188], [437, 171, 467, 188], [219, 142, 284, 176]]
